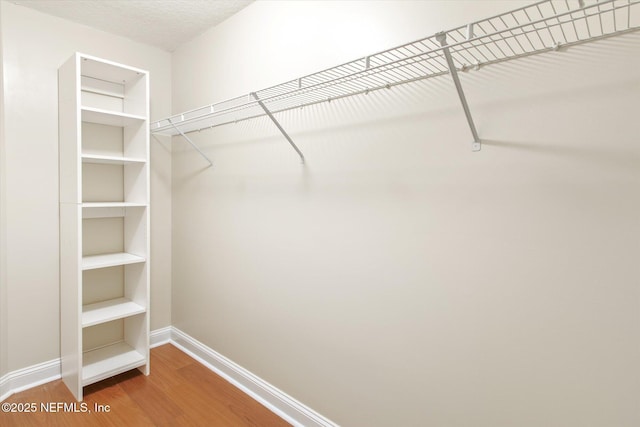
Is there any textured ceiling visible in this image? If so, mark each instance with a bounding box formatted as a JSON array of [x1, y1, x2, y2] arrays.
[[12, 0, 254, 52]]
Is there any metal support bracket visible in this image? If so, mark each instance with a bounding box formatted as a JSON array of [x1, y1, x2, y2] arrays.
[[436, 31, 481, 152], [168, 119, 214, 167], [251, 92, 306, 164]]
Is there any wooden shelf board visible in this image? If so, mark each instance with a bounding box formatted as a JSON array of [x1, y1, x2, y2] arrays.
[[81, 54, 147, 85], [82, 298, 146, 328], [82, 253, 146, 270], [81, 87, 126, 100], [82, 202, 147, 208], [81, 107, 146, 127], [81, 154, 146, 165], [82, 341, 146, 386]]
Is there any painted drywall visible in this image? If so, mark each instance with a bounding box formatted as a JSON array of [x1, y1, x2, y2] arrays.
[[0, 1, 8, 379], [171, 1, 640, 426], [0, 1, 172, 372]]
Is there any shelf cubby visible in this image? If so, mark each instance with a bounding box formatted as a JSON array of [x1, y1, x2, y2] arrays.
[[82, 341, 146, 386]]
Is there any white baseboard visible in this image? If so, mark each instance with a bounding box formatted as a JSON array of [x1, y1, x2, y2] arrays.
[[1, 326, 339, 427], [169, 327, 338, 427], [150, 326, 172, 348], [0, 358, 61, 402]]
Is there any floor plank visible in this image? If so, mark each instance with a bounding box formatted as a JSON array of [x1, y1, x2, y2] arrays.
[[0, 344, 290, 427]]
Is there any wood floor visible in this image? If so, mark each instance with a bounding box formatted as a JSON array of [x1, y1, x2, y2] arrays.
[[0, 344, 290, 426]]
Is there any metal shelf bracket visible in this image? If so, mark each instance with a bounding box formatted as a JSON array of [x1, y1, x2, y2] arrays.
[[251, 92, 306, 164], [168, 119, 214, 167], [436, 31, 481, 152]]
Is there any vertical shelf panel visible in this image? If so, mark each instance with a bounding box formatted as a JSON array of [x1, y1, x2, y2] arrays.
[[59, 54, 81, 205], [59, 203, 82, 401]]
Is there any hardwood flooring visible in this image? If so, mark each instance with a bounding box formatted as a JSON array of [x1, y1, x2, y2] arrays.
[[0, 344, 290, 426]]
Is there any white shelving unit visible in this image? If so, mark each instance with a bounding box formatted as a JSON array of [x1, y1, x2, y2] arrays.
[[59, 53, 150, 401]]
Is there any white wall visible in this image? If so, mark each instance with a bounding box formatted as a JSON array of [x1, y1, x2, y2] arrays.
[[0, 0, 8, 379], [171, 1, 640, 426], [0, 1, 172, 373]]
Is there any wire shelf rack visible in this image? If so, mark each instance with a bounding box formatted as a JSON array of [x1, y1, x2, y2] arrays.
[[152, 0, 640, 136]]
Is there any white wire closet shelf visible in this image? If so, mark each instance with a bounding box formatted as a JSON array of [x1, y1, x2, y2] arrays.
[[151, 0, 640, 158]]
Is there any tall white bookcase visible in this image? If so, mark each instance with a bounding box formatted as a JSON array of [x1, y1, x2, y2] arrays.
[[59, 53, 150, 401]]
